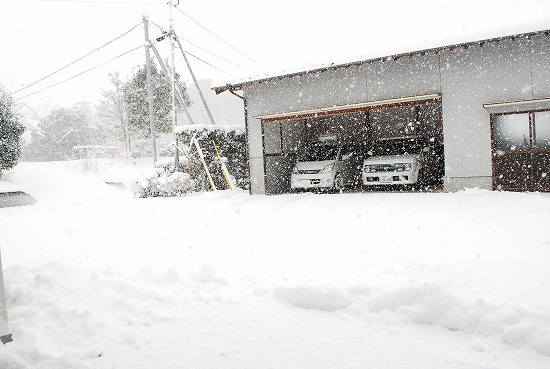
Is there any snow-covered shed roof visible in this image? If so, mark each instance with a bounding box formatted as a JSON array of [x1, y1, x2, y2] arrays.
[[213, 28, 550, 95]]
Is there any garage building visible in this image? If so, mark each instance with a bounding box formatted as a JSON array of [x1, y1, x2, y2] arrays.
[[215, 29, 550, 195]]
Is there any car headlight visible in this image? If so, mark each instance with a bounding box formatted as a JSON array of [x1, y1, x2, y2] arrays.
[[292, 166, 298, 174], [363, 165, 376, 173], [320, 163, 335, 174], [393, 163, 413, 172]]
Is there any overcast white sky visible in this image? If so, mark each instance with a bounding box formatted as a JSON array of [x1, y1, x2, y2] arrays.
[[1, 0, 549, 122]]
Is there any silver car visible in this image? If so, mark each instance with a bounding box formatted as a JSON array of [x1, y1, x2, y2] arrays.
[[291, 143, 344, 191], [362, 137, 431, 186]]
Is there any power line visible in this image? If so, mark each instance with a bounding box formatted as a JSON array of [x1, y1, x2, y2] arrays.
[[172, 5, 255, 63], [148, 20, 242, 69], [183, 50, 229, 75], [180, 37, 242, 68], [20, 0, 164, 4], [13, 23, 142, 95], [16, 45, 143, 101]]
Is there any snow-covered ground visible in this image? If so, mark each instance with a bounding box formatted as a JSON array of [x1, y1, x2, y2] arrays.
[[1, 159, 550, 369]]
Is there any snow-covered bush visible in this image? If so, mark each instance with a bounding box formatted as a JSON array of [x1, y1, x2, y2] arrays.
[[131, 139, 177, 158], [158, 140, 177, 156], [135, 165, 195, 198], [130, 139, 154, 158], [175, 125, 249, 190]]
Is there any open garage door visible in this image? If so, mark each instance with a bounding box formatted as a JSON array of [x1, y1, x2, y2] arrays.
[[259, 95, 444, 194], [262, 114, 367, 194], [491, 111, 550, 192]]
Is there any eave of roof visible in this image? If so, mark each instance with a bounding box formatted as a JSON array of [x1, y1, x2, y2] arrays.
[[213, 28, 550, 95], [254, 93, 441, 122]]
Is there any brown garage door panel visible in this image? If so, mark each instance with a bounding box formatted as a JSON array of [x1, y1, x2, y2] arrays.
[[493, 152, 531, 191], [532, 152, 550, 192]]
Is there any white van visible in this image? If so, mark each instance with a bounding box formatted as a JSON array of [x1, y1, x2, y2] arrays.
[[291, 136, 343, 191], [362, 137, 430, 186]]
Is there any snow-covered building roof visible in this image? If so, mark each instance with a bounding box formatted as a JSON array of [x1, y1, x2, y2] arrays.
[[213, 28, 550, 94]]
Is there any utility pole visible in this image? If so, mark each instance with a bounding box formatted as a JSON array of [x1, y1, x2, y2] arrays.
[[143, 16, 158, 166], [172, 28, 216, 126], [169, 0, 179, 168]]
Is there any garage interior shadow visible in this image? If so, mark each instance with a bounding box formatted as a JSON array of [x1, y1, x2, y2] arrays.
[[262, 101, 445, 194]]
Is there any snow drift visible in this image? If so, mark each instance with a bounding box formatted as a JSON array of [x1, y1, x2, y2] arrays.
[[1, 160, 549, 368]]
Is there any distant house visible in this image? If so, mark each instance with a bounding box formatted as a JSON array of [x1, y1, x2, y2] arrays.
[[215, 29, 550, 194]]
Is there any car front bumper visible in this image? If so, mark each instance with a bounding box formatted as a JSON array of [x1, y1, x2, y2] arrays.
[[362, 171, 418, 185], [291, 173, 335, 189]]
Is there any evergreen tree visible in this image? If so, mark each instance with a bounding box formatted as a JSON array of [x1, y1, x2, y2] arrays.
[[123, 60, 191, 138], [0, 87, 25, 171]]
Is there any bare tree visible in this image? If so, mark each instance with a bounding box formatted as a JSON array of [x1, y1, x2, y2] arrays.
[[98, 72, 132, 158]]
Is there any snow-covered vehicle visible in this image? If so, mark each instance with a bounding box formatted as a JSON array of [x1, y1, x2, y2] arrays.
[[362, 136, 431, 186], [291, 135, 344, 191]]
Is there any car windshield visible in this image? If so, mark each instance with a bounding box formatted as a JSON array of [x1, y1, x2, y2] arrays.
[[299, 145, 339, 161], [341, 144, 368, 158], [371, 137, 428, 156]]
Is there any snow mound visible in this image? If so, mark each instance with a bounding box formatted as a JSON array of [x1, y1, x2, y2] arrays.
[[8, 161, 130, 205], [2, 264, 186, 368], [3, 160, 550, 368], [276, 286, 353, 312], [276, 281, 550, 356], [190, 264, 228, 285], [0, 346, 32, 369], [361, 282, 550, 356]]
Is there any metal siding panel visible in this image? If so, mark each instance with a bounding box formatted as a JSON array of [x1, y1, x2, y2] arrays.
[[245, 83, 274, 116], [440, 38, 532, 178], [262, 78, 302, 113], [367, 52, 440, 101], [333, 65, 368, 105], [249, 157, 265, 194], [245, 78, 302, 116], [247, 118, 264, 158], [444, 176, 492, 191], [301, 65, 368, 110], [300, 70, 339, 109], [244, 84, 267, 158]]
